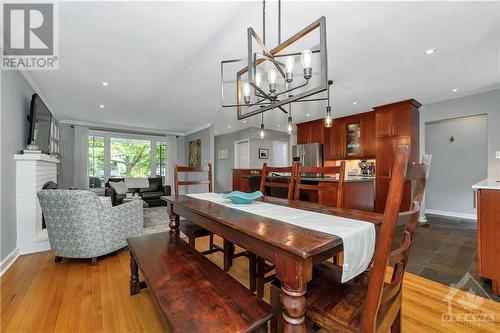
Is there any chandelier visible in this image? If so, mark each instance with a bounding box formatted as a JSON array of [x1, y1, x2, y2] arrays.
[[221, 0, 333, 136]]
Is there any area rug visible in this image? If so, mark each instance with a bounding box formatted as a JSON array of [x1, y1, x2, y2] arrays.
[[142, 206, 170, 235]]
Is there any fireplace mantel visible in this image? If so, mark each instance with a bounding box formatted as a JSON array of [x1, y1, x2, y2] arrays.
[[15, 153, 59, 254]]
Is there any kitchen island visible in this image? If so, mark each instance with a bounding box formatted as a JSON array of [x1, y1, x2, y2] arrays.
[[232, 168, 375, 211], [472, 179, 500, 296]]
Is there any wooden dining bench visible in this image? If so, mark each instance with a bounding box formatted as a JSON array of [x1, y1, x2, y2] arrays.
[[127, 231, 275, 333]]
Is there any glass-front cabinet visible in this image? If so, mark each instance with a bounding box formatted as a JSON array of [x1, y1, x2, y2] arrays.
[[345, 122, 362, 157]]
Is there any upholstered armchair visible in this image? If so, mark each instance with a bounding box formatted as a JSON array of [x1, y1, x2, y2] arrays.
[[37, 190, 143, 265]]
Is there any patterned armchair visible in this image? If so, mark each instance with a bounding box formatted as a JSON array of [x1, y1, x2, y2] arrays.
[[37, 190, 143, 265]]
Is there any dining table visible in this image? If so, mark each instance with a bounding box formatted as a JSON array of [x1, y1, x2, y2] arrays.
[[162, 194, 383, 333]]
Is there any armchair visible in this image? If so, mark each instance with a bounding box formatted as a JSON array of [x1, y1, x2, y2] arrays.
[[37, 190, 143, 265]]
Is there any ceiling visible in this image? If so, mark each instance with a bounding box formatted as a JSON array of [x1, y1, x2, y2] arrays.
[[27, 1, 500, 136]]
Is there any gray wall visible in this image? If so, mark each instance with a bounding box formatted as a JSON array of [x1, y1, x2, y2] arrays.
[[183, 125, 215, 194], [425, 115, 487, 217], [214, 128, 290, 193], [58, 123, 74, 188], [420, 89, 500, 219], [1, 71, 35, 262]]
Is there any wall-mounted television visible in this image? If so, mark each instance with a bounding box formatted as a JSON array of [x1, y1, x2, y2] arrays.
[[27, 94, 52, 154]]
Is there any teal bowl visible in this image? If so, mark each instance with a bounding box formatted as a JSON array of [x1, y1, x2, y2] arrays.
[[221, 191, 263, 204]]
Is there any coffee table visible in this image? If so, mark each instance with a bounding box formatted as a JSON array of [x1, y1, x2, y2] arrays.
[[123, 197, 149, 208]]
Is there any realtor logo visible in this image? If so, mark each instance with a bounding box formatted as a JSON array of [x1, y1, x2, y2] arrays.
[[2, 2, 58, 69]]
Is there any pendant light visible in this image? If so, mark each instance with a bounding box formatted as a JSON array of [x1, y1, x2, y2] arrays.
[[287, 101, 293, 135], [325, 80, 333, 128], [260, 113, 265, 139]]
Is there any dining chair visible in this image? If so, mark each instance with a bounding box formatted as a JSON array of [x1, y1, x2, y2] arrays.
[[174, 164, 223, 256], [251, 163, 298, 297], [294, 161, 346, 207], [270, 147, 432, 333]]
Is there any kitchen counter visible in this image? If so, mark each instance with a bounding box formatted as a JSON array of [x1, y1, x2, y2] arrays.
[[301, 176, 375, 183], [472, 178, 500, 190]]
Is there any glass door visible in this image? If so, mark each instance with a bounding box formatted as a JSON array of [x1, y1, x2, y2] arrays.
[[345, 122, 362, 157]]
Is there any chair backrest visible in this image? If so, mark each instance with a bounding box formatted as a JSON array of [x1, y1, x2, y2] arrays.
[[361, 150, 432, 332], [174, 164, 212, 196], [293, 161, 346, 208], [37, 190, 105, 255], [259, 163, 296, 201]]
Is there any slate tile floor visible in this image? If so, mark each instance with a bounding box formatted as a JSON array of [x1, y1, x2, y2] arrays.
[[394, 214, 499, 302]]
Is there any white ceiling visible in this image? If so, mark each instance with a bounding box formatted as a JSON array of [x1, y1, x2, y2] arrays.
[[27, 1, 500, 136]]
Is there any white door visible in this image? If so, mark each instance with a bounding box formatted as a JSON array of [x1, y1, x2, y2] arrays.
[[425, 115, 487, 217], [234, 139, 250, 169], [273, 141, 289, 167]]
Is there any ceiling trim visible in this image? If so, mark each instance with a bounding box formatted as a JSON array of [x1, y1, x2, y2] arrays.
[[59, 119, 184, 136], [184, 123, 213, 136]]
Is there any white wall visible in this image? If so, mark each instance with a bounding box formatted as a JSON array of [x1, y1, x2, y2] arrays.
[[1, 71, 36, 264], [419, 89, 500, 219]]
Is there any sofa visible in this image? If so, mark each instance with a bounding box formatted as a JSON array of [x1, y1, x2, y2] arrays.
[[37, 190, 143, 265], [105, 177, 171, 206]]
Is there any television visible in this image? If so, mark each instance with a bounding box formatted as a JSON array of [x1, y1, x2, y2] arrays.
[[27, 94, 52, 154]]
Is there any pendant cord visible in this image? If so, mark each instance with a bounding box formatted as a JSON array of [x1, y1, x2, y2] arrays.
[[262, 0, 266, 45], [278, 0, 281, 44]]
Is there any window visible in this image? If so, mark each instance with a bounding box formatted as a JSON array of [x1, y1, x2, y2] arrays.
[[273, 141, 289, 167], [110, 137, 151, 178], [156, 140, 166, 177], [88, 131, 167, 186], [88, 135, 105, 188]]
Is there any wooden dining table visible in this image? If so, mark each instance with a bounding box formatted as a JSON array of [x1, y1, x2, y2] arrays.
[[162, 194, 383, 333]]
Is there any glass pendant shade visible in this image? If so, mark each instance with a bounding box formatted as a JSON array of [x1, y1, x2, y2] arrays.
[[268, 69, 278, 85], [325, 106, 332, 128], [300, 49, 312, 69], [260, 123, 265, 139], [287, 116, 293, 134], [285, 57, 294, 74]]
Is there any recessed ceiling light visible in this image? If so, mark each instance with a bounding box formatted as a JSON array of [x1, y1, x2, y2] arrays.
[[278, 124, 281, 128], [243, 120, 247, 123], [102, 81, 109, 86], [353, 101, 358, 105], [306, 113, 310, 117], [451, 88, 458, 93], [424, 48, 437, 55], [227, 125, 231, 128], [99, 104, 105, 108]]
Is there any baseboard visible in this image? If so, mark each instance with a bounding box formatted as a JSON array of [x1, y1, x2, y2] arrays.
[[425, 209, 477, 221], [0, 248, 20, 277]]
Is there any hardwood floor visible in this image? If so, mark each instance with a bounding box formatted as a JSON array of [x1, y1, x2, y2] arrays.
[[1, 236, 499, 333]]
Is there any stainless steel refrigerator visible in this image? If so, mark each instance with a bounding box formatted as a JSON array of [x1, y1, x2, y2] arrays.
[[292, 143, 323, 167]]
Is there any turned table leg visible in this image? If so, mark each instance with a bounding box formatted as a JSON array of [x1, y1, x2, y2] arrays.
[[130, 253, 140, 296], [168, 203, 180, 235], [281, 285, 307, 333]]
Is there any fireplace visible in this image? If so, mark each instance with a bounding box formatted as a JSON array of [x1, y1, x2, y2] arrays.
[[15, 153, 59, 254]]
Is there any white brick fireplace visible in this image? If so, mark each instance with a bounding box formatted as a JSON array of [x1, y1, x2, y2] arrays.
[[15, 154, 59, 254]]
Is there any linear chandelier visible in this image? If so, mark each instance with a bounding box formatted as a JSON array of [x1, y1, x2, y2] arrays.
[[221, 0, 333, 136]]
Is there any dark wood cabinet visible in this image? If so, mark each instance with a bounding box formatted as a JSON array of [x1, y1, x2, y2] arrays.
[[374, 99, 420, 213], [296, 119, 324, 144], [324, 119, 344, 160], [476, 188, 500, 296], [322, 112, 375, 161]]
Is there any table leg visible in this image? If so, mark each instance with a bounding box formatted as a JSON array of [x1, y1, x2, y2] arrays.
[[275, 255, 312, 333], [168, 203, 180, 234], [223, 239, 235, 272], [130, 253, 140, 296], [281, 285, 307, 333]]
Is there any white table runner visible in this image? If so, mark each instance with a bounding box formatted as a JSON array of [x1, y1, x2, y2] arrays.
[[187, 193, 376, 283]]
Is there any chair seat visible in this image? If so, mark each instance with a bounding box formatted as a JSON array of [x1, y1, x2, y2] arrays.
[[296, 262, 394, 333], [179, 219, 213, 237]]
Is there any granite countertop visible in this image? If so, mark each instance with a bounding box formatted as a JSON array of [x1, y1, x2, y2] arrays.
[[472, 178, 500, 190]]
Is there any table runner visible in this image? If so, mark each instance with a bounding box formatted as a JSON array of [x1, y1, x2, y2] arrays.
[[187, 193, 375, 283]]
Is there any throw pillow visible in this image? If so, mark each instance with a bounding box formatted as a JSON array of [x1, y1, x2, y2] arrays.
[[109, 181, 128, 195]]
